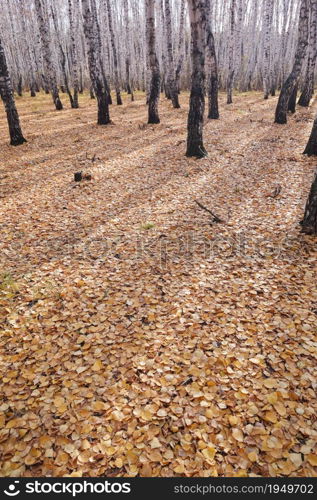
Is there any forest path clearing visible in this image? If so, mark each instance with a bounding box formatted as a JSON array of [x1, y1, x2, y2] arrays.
[[0, 92, 317, 477]]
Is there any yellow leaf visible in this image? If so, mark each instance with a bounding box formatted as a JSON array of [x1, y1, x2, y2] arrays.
[[39, 436, 53, 449], [150, 437, 161, 449], [263, 411, 277, 423], [115, 457, 123, 468], [92, 360, 103, 372], [267, 392, 278, 405], [289, 453, 302, 468], [202, 446, 217, 463], [263, 378, 277, 389], [248, 452, 258, 462], [307, 454, 317, 466], [66, 471, 83, 477], [126, 450, 138, 464], [273, 402, 287, 416], [174, 463, 185, 474], [93, 401, 107, 411], [105, 447, 116, 456], [6, 418, 22, 429], [141, 463, 152, 476], [229, 416, 239, 426], [232, 428, 244, 442]]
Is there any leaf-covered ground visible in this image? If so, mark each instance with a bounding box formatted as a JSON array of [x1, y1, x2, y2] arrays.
[[0, 91, 316, 477]]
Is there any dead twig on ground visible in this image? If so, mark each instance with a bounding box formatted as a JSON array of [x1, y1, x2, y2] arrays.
[[194, 200, 223, 223]]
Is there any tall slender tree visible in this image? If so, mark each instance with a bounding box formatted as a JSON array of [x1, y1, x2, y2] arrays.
[[303, 114, 317, 155], [298, 0, 317, 107], [263, 0, 273, 99], [205, 0, 219, 119], [186, 0, 207, 157], [34, 0, 63, 110], [175, 0, 186, 94], [81, 0, 110, 124], [0, 38, 26, 146], [104, 0, 123, 105], [145, 0, 160, 124], [164, 0, 180, 108], [275, 0, 309, 124], [68, 0, 79, 108], [301, 170, 317, 234], [227, 0, 236, 104]]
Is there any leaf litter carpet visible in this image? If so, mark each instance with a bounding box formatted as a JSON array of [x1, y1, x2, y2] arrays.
[[0, 92, 316, 477]]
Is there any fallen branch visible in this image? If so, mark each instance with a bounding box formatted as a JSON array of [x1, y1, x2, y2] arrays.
[[194, 200, 223, 223]]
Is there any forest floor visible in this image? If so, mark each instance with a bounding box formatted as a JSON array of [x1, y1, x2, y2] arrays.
[[0, 91, 317, 477]]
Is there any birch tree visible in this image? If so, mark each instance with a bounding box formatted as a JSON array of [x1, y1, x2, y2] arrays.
[[263, 0, 273, 99], [68, 0, 79, 108], [301, 171, 317, 234], [275, 0, 309, 124], [81, 0, 110, 124], [186, 0, 207, 157], [164, 0, 180, 108], [298, 0, 317, 107], [227, 0, 236, 104], [0, 38, 26, 145], [34, 0, 63, 110], [104, 0, 122, 105], [205, 0, 219, 119], [123, 0, 134, 100], [145, 0, 160, 124], [175, 0, 186, 93]]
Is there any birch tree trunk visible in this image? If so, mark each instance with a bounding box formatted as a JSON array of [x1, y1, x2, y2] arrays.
[[275, 0, 309, 124], [123, 0, 134, 101], [205, 0, 219, 119], [301, 170, 317, 234], [164, 0, 180, 108], [263, 0, 273, 99], [50, 3, 76, 109], [304, 114, 317, 155], [298, 0, 317, 107], [145, 0, 160, 124], [186, 0, 207, 157], [104, 0, 122, 105], [0, 38, 26, 146], [227, 0, 236, 104], [34, 0, 63, 111], [18, 0, 37, 97], [81, 0, 110, 125], [68, 0, 79, 108], [175, 0, 186, 93]]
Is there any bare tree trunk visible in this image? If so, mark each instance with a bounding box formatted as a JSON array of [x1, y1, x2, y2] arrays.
[[165, 0, 180, 108], [0, 38, 26, 146], [186, 0, 207, 157], [227, 0, 236, 104], [275, 0, 309, 124], [34, 0, 63, 111], [175, 0, 186, 93], [301, 170, 317, 234], [123, 0, 134, 101], [298, 0, 317, 107], [263, 0, 273, 99], [51, 3, 76, 109], [145, 0, 160, 124], [104, 0, 122, 105], [68, 0, 79, 108], [205, 0, 219, 119], [81, 0, 110, 124], [304, 114, 317, 155], [288, 83, 298, 112]]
